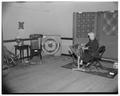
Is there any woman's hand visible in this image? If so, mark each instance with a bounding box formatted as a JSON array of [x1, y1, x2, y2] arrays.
[[81, 43, 85, 47], [80, 43, 86, 50], [82, 46, 88, 50]]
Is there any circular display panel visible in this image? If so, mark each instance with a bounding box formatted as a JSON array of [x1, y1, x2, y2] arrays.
[[43, 38, 60, 55]]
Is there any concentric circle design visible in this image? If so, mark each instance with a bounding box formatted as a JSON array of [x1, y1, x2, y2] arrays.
[[42, 38, 60, 55]]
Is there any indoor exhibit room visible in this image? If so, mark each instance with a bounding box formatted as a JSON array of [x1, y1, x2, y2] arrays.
[[2, 1, 118, 94]]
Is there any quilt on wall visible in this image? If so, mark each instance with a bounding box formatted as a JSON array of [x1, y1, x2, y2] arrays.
[[102, 11, 118, 36], [74, 12, 97, 38], [73, 12, 97, 44]]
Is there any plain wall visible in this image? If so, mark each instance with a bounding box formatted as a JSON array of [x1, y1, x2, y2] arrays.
[[2, 2, 118, 59]]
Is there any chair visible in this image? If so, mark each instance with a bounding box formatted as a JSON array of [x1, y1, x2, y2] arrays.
[[3, 45, 19, 69], [29, 34, 43, 60], [85, 45, 106, 69]]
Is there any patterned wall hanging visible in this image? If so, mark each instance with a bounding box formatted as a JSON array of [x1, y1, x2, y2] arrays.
[[42, 35, 61, 56], [18, 21, 24, 29], [73, 12, 97, 44], [102, 11, 118, 36]]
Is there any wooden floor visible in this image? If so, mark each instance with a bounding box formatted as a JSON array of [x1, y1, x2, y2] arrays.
[[2, 56, 118, 93]]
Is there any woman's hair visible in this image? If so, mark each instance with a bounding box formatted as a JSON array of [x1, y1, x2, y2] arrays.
[[88, 32, 95, 37], [88, 32, 95, 40]]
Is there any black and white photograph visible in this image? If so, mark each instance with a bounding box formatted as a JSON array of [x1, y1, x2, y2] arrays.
[[2, 0, 118, 94]]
